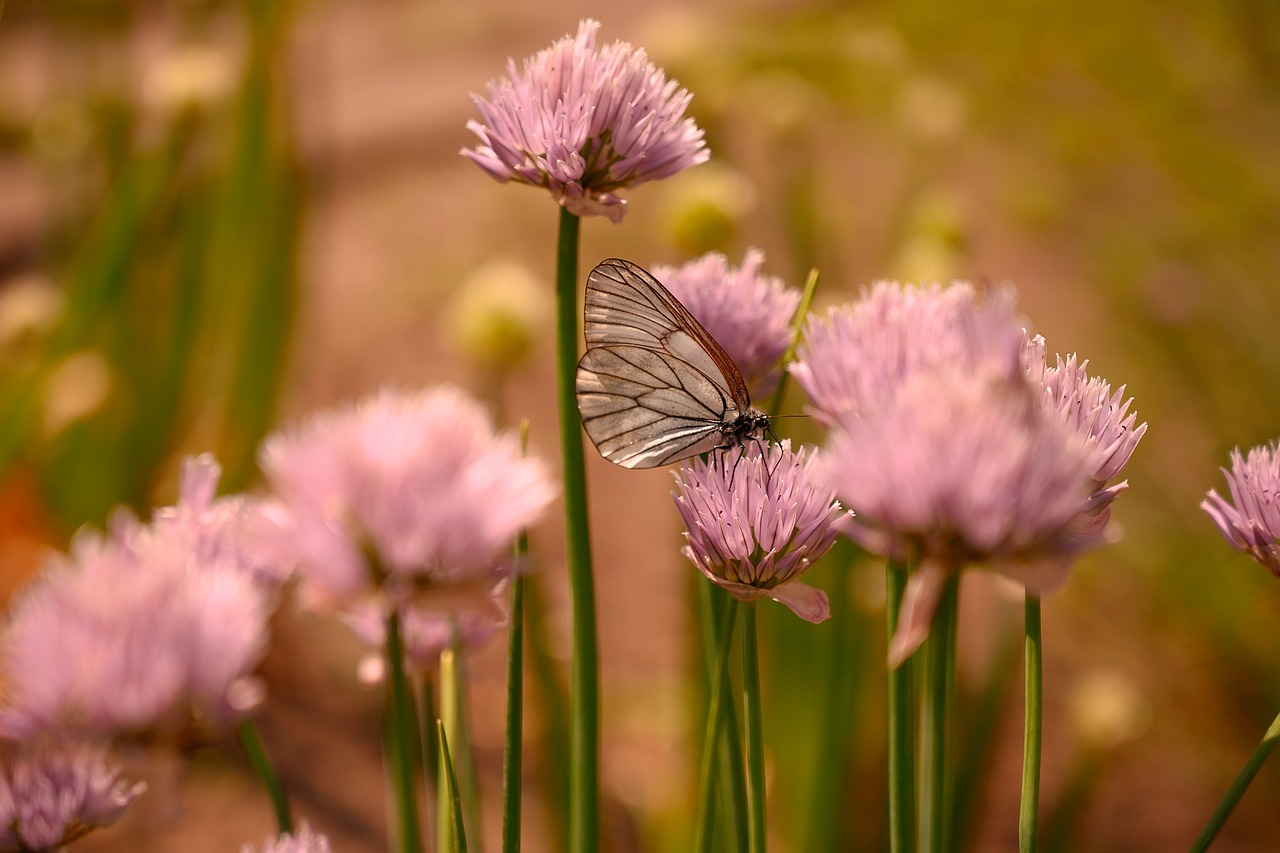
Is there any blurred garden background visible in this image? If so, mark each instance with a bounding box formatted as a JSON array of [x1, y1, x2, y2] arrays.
[[3, 0, 1280, 850]]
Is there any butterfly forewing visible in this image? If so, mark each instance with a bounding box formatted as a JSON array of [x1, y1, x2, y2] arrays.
[[575, 258, 767, 469]]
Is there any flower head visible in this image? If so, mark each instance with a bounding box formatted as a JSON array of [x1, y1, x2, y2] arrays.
[[672, 441, 849, 623], [1202, 441, 1280, 577], [462, 19, 709, 223], [241, 822, 332, 853], [253, 386, 555, 611], [0, 740, 144, 852], [654, 249, 800, 397], [341, 597, 507, 683], [791, 281, 1025, 424], [0, 521, 271, 743]]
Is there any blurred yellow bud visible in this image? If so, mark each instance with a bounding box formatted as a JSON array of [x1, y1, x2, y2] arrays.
[[1068, 669, 1152, 750], [0, 275, 64, 353], [896, 75, 968, 140], [661, 163, 756, 257], [446, 260, 549, 373], [143, 46, 237, 114], [42, 350, 113, 439]]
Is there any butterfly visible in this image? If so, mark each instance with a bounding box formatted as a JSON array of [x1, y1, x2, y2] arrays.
[[575, 258, 772, 469]]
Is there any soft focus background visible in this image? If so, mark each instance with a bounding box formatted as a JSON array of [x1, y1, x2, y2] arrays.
[[3, 1, 1280, 850]]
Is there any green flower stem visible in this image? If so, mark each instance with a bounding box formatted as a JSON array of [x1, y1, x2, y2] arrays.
[[742, 602, 767, 853], [694, 596, 740, 853], [385, 610, 423, 853], [699, 583, 749, 852], [766, 267, 820, 417], [553, 206, 599, 853], [1020, 594, 1043, 853], [919, 575, 959, 853], [1189, 708, 1280, 852], [886, 559, 915, 853], [437, 721, 470, 853], [236, 719, 293, 834], [437, 647, 463, 853], [502, 550, 527, 853]]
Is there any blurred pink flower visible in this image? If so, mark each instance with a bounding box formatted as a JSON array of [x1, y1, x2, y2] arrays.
[[1202, 441, 1280, 577], [340, 596, 507, 683], [672, 441, 849, 623], [791, 281, 1025, 424], [0, 740, 143, 852], [654, 249, 800, 398], [253, 386, 554, 611], [462, 18, 709, 223], [241, 822, 332, 853], [0, 520, 271, 743]]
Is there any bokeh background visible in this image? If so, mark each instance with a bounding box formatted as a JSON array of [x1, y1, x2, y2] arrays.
[[3, 0, 1280, 850]]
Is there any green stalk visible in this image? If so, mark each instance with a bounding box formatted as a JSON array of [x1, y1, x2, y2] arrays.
[[385, 610, 423, 853], [766, 267, 820, 417], [919, 576, 959, 853], [437, 722, 470, 853], [886, 559, 915, 853], [741, 603, 767, 853], [1189, 708, 1280, 852], [694, 597, 740, 853], [502, 546, 527, 853], [699, 582, 749, 852], [236, 719, 293, 834], [553, 207, 598, 853], [1020, 595, 1043, 853], [438, 648, 459, 853]]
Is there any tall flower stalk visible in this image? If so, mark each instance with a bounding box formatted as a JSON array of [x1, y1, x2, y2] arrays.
[[463, 20, 709, 851]]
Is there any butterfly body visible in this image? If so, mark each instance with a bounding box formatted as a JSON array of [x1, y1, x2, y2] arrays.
[[575, 258, 772, 469]]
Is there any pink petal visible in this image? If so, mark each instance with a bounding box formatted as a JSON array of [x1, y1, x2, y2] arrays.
[[768, 581, 831, 624], [887, 561, 949, 668]]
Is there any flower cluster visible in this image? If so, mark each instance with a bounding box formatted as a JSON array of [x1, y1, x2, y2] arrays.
[[0, 491, 272, 743], [252, 386, 554, 617], [0, 740, 143, 852], [654, 249, 800, 398], [241, 822, 332, 853], [795, 282, 1144, 663], [462, 19, 709, 222], [1202, 441, 1280, 577], [672, 441, 849, 623]]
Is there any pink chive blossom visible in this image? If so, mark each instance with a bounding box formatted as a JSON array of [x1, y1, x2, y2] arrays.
[[150, 453, 285, 587], [1202, 441, 1280, 577], [462, 18, 709, 223], [791, 281, 1026, 424], [672, 441, 850, 623], [252, 386, 555, 611], [340, 598, 507, 684], [0, 520, 271, 743], [806, 282, 1133, 665], [0, 740, 144, 852], [654, 249, 800, 398], [241, 822, 332, 853]]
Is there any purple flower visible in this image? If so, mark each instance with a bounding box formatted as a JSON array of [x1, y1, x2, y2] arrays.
[[462, 18, 709, 223], [1202, 442, 1280, 577], [654, 249, 800, 397], [672, 441, 849, 623], [0, 740, 144, 852], [340, 597, 507, 683], [252, 386, 555, 611], [791, 281, 1025, 424], [0, 521, 271, 743], [151, 454, 286, 587], [241, 822, 332, 853]]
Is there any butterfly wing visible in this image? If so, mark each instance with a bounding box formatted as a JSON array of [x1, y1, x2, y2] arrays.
[[576, 259, 754, 469]]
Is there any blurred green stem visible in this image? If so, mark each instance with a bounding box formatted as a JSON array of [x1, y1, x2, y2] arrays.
[[766, 268, 820, 416], [1020, 595, 1043, 853], [1189, 708, 1280, 852], [886, 560, 915, 853], [920, 576, 958, 853], [385, 611, 423, 853], [236, 719, 292, 834], [694, 596, 740, 853], [554, 207, 598, 853], [437, 722, 469, 853], [742, 603, 767, 853], [502, 532, 528, 853]]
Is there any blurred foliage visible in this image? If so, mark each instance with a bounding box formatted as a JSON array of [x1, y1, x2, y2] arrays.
[[0, 0, 301, 540]]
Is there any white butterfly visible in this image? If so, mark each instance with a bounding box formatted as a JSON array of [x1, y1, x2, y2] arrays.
[[575, 258, 771, 469]]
